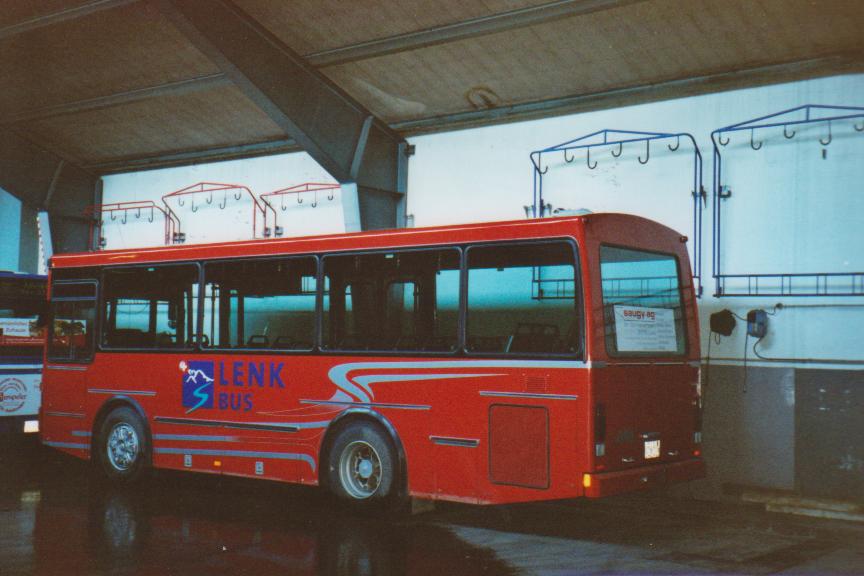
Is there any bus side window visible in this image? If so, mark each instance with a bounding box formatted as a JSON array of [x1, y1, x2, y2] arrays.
[[49, 282, 96, 363], [201, 257, 317, 350], [323, 249, 459, 353], [466, 241, 580, 357], [101, 265, 199, 350]]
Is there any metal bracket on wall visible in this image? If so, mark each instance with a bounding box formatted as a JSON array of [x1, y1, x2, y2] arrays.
[[529, 128, 704, 296], [710, 104, 864, 297], [84, 201, 180, 250], [161, 182, 274, 242]]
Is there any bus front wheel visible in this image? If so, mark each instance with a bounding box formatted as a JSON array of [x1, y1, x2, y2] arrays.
[[97, 406, 149, 483], [327, 422, 398, 505]]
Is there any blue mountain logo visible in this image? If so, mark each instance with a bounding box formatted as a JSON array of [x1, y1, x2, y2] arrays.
[[182, 360, 214, 414]]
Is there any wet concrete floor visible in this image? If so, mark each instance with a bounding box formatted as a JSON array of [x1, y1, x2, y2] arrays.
[[2, 436, 863, 575]]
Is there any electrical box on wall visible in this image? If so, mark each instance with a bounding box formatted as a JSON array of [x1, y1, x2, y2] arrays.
[[746, 309, 768, 338]]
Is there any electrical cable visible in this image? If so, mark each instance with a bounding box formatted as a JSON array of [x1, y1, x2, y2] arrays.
[[753, 336, 768, 360], [742, 332, 749, 393]]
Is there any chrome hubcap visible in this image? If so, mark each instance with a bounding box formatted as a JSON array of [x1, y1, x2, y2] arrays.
[[107, 423, 139, 471], [339, 440, 382, 499]]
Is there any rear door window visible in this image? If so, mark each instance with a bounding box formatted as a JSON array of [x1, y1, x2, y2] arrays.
[[600, 246, 686, 356]]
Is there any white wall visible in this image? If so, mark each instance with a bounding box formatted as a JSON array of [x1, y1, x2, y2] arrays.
[[103, 73, 864, 365], [102, 153, 339, 248]]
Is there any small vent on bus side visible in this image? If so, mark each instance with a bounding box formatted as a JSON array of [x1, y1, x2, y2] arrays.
[[523, 375, 549, 394]]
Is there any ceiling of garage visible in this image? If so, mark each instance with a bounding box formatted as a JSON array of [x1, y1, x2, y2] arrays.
[[1, 0, 863, 177]]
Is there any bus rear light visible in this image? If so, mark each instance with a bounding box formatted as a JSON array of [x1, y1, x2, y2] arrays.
[[693, 449, 701, 457], [214, 460, 222, 468], [582, 474, 592, 489], [594, 443, 605, 457]]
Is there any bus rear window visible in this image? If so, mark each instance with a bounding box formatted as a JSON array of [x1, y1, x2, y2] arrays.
[[600, 246, 685, 356]]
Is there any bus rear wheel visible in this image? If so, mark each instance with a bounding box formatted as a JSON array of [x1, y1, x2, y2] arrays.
[[327, 422, 398, 506], [97, 406, 149, 483]]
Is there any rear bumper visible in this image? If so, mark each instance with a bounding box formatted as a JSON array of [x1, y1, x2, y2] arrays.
[[583, 458, 705, 498]]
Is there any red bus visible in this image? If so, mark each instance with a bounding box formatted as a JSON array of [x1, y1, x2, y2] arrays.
[[41, 214, 704, 506]]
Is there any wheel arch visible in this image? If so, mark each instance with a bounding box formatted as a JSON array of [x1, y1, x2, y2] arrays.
[[91, 396, 153, 463], [318, 408, 407, 495]]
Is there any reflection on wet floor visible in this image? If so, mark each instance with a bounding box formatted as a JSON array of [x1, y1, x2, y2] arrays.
[[3, 436, 864, 575], [0, 437, 511, 576]]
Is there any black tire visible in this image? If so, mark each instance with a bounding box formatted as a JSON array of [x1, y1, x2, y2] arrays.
[[327, 422, 398, 506], [97, 406, 149, 483]]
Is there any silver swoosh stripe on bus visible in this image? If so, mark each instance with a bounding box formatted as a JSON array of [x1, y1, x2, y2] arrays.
[[479, 391, 579, 400], [153, 447, 316, 472], [327, 360, 586, 403], [46, 365, 87, 371], [300, 399, 431, 410], [153, 416, 329, 432], [154, 434, 239, 442], [71, 430, 92, 437], [89, 388, 156, 396]]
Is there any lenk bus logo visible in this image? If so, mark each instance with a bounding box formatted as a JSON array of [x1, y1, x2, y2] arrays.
[[181, 360, 214, 414], [180, 360, 286, 414]]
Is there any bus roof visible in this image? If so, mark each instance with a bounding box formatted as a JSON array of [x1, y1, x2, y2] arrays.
[[51, 213, 681, 269]]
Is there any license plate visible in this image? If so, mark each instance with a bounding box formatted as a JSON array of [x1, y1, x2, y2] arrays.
[[644, 439, 661, 459]]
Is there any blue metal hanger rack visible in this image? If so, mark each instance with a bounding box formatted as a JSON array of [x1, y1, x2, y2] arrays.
[[711, 104, 864, 297], [530, 129, 705, 295]]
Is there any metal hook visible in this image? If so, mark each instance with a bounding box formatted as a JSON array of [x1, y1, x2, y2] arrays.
[[191, 198, 198, 213], [638, 140, 650, 164], [218, 192, 227, 210], [564, 149, 575, 163], [121, 210, 128, 225], [586, 147, 597, 169], [110, 211, 117, 221], [611, 142, 623, 157], [668, 135, 680, 151], [855, 121, 864, 132], [178, 197, 185, 206], [819, 121, 832, 146], [718, 133, 730, 146], [328, 189, 335, 201], [750, 128, 762, 151], [234, 191, 242, 201], [534, 154, 549, 174], [311, 191, 318, 208], [136, 207, 141, 219], [297, 193, 303, 204], [783, 125, 796, 139], [148, 208, 154, 223], [281, 196, 287, 212], [206, 191, 213, 204]]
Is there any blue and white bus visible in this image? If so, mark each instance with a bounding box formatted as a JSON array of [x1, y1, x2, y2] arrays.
[[0, 271, 46, 434]]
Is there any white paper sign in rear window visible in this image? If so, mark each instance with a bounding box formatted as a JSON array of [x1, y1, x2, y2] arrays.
[[613, 305, 677, 352]]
